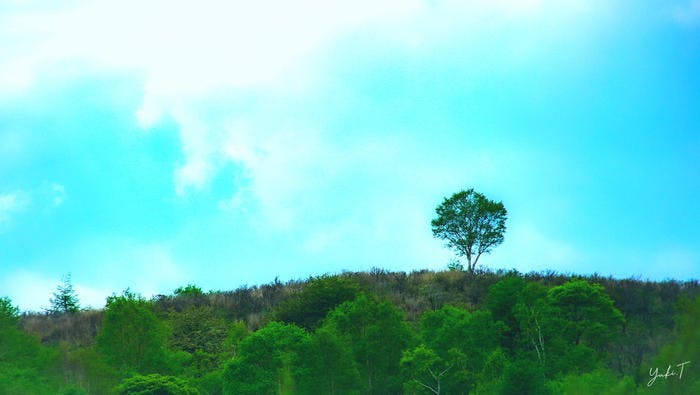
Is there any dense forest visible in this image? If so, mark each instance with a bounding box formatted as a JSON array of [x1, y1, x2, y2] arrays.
[[1, 268, 699, 394]]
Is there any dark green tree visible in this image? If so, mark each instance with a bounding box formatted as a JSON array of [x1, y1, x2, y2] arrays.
[[486, 275, 526, 351], [116, 374, 199, 395], [174, 284, 204, 297], [645, 295, 700, 394], [546, 280, 625, 357], [0, 296, 19, 326], [166, 305, 229, 377], [322, 294, 414, 394], [168, 306, 228, 355], [431, 188, 507, 272], [500, 358, 548, 395], [49, 274, 80, 314], [514, 280, 624, 378], [224, 322, 360, 395], [302, 327, 361, 394], [275, 275, 360, 330], [418, 305, 506, 392]]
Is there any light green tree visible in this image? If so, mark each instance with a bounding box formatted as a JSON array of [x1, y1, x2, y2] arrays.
[[97, 289, 171, 374], [0, 296, 60, 393], [401, 344, 451, 394], [223, 321, 310, 395]]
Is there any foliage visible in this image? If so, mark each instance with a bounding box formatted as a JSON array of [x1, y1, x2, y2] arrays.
[[400, 344, 450, 394], [500, 357, 548, 395], [174, 284, 204, 297], [322, 293, 415, 394], [547, 369, 637, 395], [275, 275, 360, 330], [190, 369, 224, 395], [446, 258, 464, 271], [431, 188, 507, 272], [222, 321, 310, 394], [5, 271, 700, 394], [486, 274, 525, 350], [546, 280, 624, 350], [512, 280, 625, 378], [97, 289, 171, 375], [116, 374, 199, 395], [302, 326, 361, 394], [471, 348, 509, 394], [59, 345, 119, 394], [58, 385, 88, 395], [0, 296, 20, 324], [644, 295, 700, 394], [49, 274, 80, 314], [0, 297, 61, 394], [416, 305, 506, 392], [168, 305, 228, 355]]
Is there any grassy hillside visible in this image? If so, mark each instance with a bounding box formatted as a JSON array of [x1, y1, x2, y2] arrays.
[[4, 268, 700, 394]]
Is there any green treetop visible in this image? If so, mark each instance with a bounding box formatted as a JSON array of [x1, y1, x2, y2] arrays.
[[49, 274, 80, 314], [431, 188, 507, 272]]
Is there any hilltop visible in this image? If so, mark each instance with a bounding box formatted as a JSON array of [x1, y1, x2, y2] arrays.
[[5, 268, 700, 394]]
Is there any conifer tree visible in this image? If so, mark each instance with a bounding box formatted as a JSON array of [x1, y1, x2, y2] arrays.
[[49, 273, 80, 313]]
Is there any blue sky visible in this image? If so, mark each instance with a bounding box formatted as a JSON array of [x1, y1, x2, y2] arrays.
[[1, 0, 699, 311]]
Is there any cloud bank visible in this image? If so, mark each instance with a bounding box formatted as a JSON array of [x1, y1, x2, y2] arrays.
[[2, 0, 697, 301], [1, 0, 606, 214]]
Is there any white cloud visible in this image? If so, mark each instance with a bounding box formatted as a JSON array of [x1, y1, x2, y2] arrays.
[[171, 108, 219, 195], [0, 184, 66, 231], [0, 0, 610, 229], [0, 191, 29, 230], [0, 0, 427, 97], [1, 0, 603, 115], [149, 0, 601, 216], [49, 183, 66, 207], [222, 126, 341, 229]]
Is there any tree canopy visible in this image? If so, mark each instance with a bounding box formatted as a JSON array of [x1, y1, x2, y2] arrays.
[[431, 188, 507, 272], [115, 374, 198, 395], [4, 270, 698, 394], [97, 290, 171, 375]]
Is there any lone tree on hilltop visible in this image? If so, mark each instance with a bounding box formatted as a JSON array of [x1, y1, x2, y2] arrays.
[[49, 273, 80, 314], [431, 188, 507, 273]]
